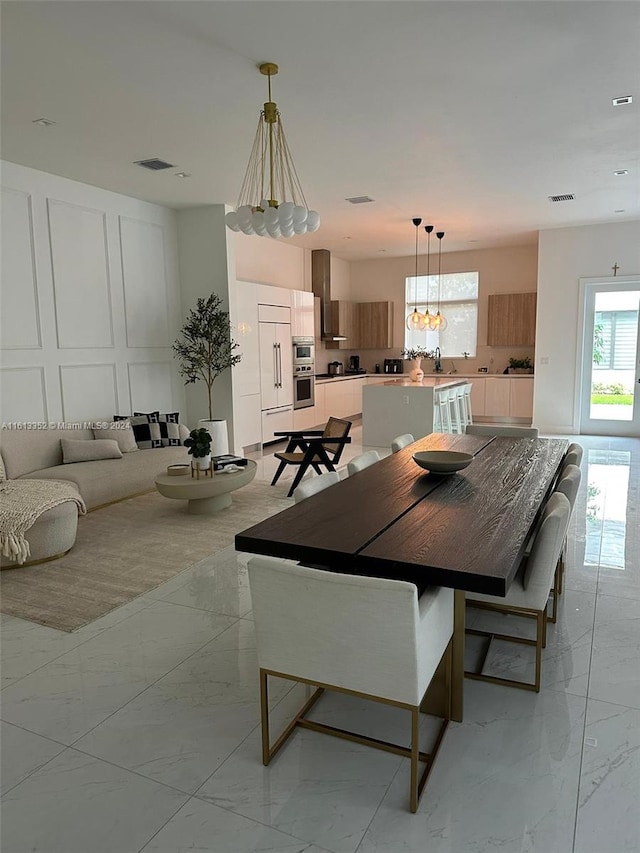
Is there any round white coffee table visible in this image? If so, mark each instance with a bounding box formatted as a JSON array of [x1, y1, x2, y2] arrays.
[[154, 461, 257, 514]]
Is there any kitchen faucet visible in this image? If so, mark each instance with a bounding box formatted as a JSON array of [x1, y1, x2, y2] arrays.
[[434, 347, 443, 373]]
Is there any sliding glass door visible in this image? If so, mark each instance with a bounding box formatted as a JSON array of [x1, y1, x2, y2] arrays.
[[580, 281, 640, 436]]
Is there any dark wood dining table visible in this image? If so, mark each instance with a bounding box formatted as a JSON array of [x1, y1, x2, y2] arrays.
[[236, 432, 568, 722]]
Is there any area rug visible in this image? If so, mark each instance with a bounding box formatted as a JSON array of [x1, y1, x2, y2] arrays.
[[0, 479, 292, 632]]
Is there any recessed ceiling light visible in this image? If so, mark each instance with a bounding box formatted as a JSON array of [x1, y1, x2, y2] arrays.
[[32, 118, 56, 127], [613, 169, 629, 176], [174, 172, 191, 179], [612, 96, 632, 106], [345, 196, 375, 204]]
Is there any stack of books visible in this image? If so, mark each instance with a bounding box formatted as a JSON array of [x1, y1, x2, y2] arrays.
[[212, 454, 248, 471]]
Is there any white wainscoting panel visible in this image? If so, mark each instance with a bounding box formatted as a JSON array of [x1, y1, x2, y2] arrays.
[[59, 364, 118, 422], [120, 217, 170, 348], [127, 362, 174, 414], [0, 367, 47, 423], [47, 199, 114, 348], [0, 188, 42, 349]]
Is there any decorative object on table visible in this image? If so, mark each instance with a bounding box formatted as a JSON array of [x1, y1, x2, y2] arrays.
[[401, 347, 434, 382], [412, 450, 473, 474], [507, 356, 534, 374], [167, 464, 190, 476], [172, 293, 242, 455], [406, 218, 428, 332], [212, 454, 248, 471], [184, 427, 212, 477], [224, 62, 320, 239]]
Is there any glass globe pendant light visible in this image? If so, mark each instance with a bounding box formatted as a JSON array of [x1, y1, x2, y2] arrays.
[[406, 218, 427, 332], [423, 225, 434, 329], [430, 231, 448, 332]]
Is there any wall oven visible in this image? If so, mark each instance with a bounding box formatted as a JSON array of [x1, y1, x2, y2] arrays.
[[292, 336, 314, 365], [293, 370, 315, 409]]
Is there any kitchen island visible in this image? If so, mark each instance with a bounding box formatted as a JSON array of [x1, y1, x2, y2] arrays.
[[363, 376, 467, 446]]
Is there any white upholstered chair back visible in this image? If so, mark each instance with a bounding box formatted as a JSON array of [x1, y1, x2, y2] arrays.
[[466, 424, 539, 438], [564, 443, 583, 468], [293, 470, 340, 503], [556, 464, 581, 510], [391, 433, 415, 453], [347, 450, 380, 477], [247, 557, 453, 706], [522, 492, 571, 610]]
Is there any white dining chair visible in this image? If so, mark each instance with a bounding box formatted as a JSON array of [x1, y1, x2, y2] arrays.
[[293, 470, 340, 503], [247, 555, 454, 813], [391, 433, 415, 453], [465, 491, 570, 692], [553, 463, 581, 600], [347, 450, 380, 477], [466, 424, 539, 438]]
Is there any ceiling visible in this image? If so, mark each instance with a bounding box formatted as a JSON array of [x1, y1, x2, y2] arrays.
[[1, 1, 638, 261]]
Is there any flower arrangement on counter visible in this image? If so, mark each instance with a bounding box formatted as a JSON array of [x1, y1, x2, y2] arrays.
[[401, 348, 435, 361]]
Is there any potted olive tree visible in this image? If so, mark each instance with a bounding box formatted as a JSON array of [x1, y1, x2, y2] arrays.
[[173, 294, 242, 455]]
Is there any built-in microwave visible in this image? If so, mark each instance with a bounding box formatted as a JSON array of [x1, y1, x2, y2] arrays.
[[292, 336, 314, 365]]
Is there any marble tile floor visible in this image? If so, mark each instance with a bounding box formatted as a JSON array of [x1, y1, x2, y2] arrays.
[[1, 431, 638, 853]]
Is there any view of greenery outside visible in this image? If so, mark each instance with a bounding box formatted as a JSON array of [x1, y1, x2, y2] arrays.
[[591, 321, 634, 408]]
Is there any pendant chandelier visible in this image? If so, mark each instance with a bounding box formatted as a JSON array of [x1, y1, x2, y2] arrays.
[[406, 218, 427, 332], [423, 224, 434, 329], [430, 231, 448, 331], [225, 63, 319, 239]]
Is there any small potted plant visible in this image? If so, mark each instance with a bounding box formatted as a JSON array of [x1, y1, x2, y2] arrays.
[[508, 357, 533, 374], [401, 348, 435, 382], [184, 427, 212, 471]]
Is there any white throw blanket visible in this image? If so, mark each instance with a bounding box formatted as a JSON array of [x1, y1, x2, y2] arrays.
[[0, 480, 86, 564]]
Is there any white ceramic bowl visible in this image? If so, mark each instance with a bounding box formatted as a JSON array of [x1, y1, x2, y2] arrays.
[[413, 450, 473, 474]]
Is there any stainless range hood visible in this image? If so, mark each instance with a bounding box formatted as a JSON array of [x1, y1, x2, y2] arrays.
[[311, 249, 347, 341]]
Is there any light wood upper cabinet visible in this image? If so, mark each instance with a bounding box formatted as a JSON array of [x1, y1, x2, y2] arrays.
[[487, 292, 537, 346], [326, 300, 358, 350], [357, 301, 394, 349]]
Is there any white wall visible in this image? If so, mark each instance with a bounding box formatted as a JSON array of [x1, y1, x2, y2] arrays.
[[348, 244, 538, 373], [535, 220, 640, 433], [0, 161, 183, 425]]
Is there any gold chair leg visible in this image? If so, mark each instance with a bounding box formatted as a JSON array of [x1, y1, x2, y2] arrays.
[[410, 706, 420, 813], [534, 611, 543, 692], [260, 668, 270, 765], [542, 606, 547, 648]]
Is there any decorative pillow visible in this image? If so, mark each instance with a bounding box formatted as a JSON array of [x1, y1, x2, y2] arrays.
[[114, 414, 162, 449], [61, 438, 122, 464], [134, 411, 182, 447], [92, 420, 139, 453]]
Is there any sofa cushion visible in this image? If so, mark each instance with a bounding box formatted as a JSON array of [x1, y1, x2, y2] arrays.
[[92, 421, 138, 453], [114, 415, 162, 449], [62, 438, 122, 464], [22, 445, 190, 509], [134, 412, 182, 447], [0, 427, 95, 480]]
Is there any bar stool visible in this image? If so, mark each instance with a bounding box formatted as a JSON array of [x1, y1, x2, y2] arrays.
[[436, 390, 452, 433], [460, 383, 473, 428], [447, 387, 463, 434]]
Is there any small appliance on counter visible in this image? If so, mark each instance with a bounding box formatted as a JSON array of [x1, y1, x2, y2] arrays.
[[346, 354, 366, 374], [328, 361, 344, 376], [383, 358, 403, 374]]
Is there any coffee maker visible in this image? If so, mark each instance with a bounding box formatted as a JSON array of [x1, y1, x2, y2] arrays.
[[347, 355, 364, 374]]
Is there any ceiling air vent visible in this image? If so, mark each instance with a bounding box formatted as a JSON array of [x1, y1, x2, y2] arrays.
[[345, 196, 375, 204], [548, 194, 575, 202], [612, 96, 632, 106], [134, 158, 175, 171]]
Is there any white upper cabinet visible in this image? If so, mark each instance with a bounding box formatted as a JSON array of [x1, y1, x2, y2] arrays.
[[291, 290, 314, 338], [234, 282, 260, 397], [257, 283, 291, 308]]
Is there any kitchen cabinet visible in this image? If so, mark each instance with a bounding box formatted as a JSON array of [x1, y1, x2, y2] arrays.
[[291, 290, 314, 338], [484, 377, 511, 418], [233, 282, 260, 397], [262, 405, 293, 444], [234, 394, 261, 451], [357, 301, 394, 349], [509, 378, 535, 419], [469, 377, 486, 417], [258, 307, 293, 412], [487, 292, 537, 346], [258, 283, 292, 308], [325, 300, 358, 350]]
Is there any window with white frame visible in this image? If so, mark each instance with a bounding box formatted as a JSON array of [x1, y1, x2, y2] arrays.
[[405, 271, 479, 357]]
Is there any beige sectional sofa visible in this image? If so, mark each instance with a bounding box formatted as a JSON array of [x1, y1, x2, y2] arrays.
[[0, 424, 191, 510]]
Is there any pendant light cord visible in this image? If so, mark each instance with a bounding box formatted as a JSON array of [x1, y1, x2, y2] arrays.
[[436, 231, 445, 313], [412, 218, 422, 310]]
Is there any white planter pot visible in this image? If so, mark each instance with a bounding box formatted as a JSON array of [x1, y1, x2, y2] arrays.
[[193, 453, 212, 471], [197, 419, 229, 456]]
